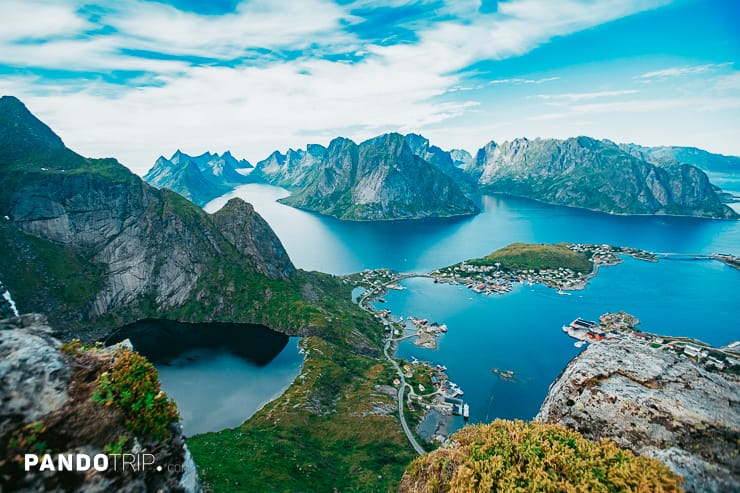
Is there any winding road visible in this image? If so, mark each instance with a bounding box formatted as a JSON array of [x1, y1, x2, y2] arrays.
[[356, 273, 426, 455], [383, 338, 426, 455]]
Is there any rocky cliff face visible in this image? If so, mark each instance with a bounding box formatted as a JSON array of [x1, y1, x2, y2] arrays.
[[465, 137, 737, 218], [210, 198, 294, 280], [0, 96, 304, 339], [536, 337, 739, 492], [0, 313, 200, 492], [143, 150, 250, 207], [279, 133, 479, 220], [449, 148, 473, 168]]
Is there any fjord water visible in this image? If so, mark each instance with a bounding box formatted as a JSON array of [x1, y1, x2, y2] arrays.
[[108, 320, 302, 435], [202, 184, 740, 425], [207, 184, 740, 274], [381, 256, 740, 424]]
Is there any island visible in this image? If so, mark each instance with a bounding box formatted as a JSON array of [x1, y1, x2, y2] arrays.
[[431, 242, 656, 293]]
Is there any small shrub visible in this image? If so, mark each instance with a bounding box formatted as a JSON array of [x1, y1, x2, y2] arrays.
[[103, 435, 129, 455], [92, 350, 179, 440], [8, 421, 47, 453]]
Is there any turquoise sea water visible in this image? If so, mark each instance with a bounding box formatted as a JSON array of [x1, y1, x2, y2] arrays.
[[207, 184, 740, 274], [379, 255, 740, 424], [201, 184, 740, 426]]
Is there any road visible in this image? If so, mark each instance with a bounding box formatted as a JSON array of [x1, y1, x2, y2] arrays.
[[383, 338, 426, 455], [355, 271, 427, 455]]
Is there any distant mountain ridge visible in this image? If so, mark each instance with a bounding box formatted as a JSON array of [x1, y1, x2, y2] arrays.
[[463, 136, 736, 219], [269, 133, 480, 220], [143, 150, 251, 206], [620, 143, 740, 174]]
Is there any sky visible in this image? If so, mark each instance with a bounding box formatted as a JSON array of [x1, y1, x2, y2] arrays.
[[1, 0, 738, 175]]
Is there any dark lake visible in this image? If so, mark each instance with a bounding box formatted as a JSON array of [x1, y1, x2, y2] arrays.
[[108, 319, 303, 435]]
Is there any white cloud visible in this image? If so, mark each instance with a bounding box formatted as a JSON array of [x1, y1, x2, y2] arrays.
[[529, 96, 740, 121], [1, 0, 678, 173], [0, 0, 90, 42], [636, 63, 730, 79], [490, 77, 560, 85], [530, 89, 640, 102]]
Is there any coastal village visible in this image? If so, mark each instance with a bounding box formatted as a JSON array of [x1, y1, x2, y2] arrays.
[[430, 243, 657, 293], [564, 311, 740, 374], [343, 245, 740, 447]]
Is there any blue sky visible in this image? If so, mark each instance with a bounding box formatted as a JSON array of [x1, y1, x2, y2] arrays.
[[0, 0, 738, 174]]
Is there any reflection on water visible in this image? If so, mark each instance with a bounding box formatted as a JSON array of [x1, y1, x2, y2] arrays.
[[108, 320, 303, 435]]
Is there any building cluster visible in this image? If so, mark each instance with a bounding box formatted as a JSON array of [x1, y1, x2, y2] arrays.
[[565, 312, 739, 374], [432, 261, 588, 292], [569, 244, 657, 264]]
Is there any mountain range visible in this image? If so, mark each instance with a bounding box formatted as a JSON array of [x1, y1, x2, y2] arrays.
[[141, 128, 737, 221], [621, 143, 740, 173], [276, 133, 480, 220], [143, 150, 251, 206], [464, 136, 736, 219]]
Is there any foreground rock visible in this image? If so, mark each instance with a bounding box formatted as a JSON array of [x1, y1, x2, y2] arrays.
[[0, 314, 200, 492], [536, 337, 739, 492]]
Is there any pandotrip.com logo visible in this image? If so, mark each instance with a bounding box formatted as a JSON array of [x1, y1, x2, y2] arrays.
[[24, 453, 184, 474]]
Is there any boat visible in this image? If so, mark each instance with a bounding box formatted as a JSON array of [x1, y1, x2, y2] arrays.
[[463, 403, 470, 420], [574, 341, 586, 348]]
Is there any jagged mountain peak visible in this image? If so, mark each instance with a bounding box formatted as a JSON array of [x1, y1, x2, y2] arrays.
[[144, 149, 251, 206]]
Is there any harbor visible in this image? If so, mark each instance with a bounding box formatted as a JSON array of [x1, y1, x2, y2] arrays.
[[345, 250, 740, 450]]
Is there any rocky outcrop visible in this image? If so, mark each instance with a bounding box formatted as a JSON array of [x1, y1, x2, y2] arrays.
[[144, 150, 251, 207], [465, 136, 737, 218], [279, 133, 479, 220], [0, 314, 200, 492], [449, 148, 473, 168], [210, 198, 295, 279], [536, 337, 740, 492]]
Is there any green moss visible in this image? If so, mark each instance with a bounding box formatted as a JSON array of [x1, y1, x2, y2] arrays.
[[469, 242, 593, 274], [401, 420, 683, 492], [91, 349, 179, 440]]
